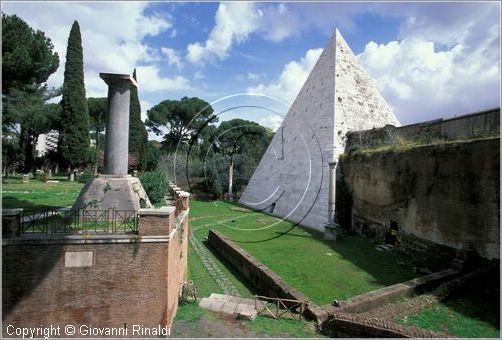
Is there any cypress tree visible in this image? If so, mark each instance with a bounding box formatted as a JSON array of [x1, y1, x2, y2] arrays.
[[129, 68, 148, 170], [59, 20, 89, 171]]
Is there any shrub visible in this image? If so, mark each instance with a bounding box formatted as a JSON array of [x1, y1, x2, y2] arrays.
[[34, 171, 49, 182], [139, 170, 168, 204], [78, 171, 95, 183]]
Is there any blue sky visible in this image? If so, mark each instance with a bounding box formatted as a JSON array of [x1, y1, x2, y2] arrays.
[[3, 1, 500, 140]]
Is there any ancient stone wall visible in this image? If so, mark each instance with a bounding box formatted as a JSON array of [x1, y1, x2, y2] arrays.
[[346, 108, 500, 150], [208, 230, 333, 321], [340, 138, 500, 261], [207, 230, 309, 303]]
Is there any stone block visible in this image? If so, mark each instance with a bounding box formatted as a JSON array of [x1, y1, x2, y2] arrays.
[[198, 297, 212, 310], [221, 301, 238, 315], [236, 306, 257, 321]]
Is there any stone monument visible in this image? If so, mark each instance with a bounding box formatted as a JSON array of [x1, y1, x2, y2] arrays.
[[72, 73, 152, 211], [239, 29, 400, 234]]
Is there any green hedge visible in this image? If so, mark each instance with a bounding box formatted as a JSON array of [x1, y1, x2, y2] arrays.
[[78, 171, 95, 183], [139, 171, 168, 204]]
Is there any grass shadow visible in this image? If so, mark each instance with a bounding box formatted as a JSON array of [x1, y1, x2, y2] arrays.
[[300, 227, 417, 288], [2, 196, 62, 212], [441, 270, 500, 330], [202, 239, 259, 297]]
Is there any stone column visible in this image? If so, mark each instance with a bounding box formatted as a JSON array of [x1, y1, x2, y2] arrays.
[[100, 73, 137, 176], [226, 159, 234, 201], [327, 160, 337, 224]]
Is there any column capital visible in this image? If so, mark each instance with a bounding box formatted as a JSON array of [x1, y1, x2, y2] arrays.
[[99, 73, 137, 88]]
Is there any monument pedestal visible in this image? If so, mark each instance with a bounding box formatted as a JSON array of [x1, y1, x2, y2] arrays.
[[72, 175, 152, 211], [324, 222, 342, 241]]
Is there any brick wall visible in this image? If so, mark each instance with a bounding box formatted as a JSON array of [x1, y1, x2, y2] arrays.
[[2, 192, 190, 338], [2, 238, 169, 336]]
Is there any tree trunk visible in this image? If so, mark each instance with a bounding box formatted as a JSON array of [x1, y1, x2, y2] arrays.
[[94, 126, 100, 175]]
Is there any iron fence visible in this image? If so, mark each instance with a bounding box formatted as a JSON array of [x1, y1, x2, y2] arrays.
[[20, 208, 138, 235]]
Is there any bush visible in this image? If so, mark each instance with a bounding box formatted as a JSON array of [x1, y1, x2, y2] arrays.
[[33, 171, 49, 182], [78, 171, 95, 183], [139, 170, 168, 204]]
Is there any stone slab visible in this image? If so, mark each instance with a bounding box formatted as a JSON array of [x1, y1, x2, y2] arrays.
[[199, 294, 258, 320]]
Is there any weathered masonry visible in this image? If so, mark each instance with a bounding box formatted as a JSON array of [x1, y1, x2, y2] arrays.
[[2, 184, 190, 338], [340, 108, 500, 265]]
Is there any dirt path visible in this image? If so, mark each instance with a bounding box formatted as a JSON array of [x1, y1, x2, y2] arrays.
[[171, 313, 261, 338]]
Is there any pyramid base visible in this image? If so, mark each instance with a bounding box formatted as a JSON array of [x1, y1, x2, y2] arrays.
[[72, 175, 153, 211]]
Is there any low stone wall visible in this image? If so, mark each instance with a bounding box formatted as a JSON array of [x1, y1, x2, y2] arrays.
[[328, 269, 458, 314], [207, 230, 323, 320], [320, 313, 439, 338]]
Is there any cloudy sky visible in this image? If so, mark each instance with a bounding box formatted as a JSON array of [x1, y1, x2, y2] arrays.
[[3, 1, 500, 138]]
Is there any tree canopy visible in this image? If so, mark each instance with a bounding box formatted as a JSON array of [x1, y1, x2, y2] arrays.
[[129, 68, 148, 170], [87, 97, 107, 174], [2, 13, 59, 93], [2, 13, 61, 173], [212, 119, 273, 160], [145, 96, 215, 151], [59, 20, 89, 169]]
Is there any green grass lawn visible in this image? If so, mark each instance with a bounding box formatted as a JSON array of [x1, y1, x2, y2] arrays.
[[2, 176, 84, 211], [189, 200, 416, 305], [397, 286, 500, 338], [3, 180, 493, 338]]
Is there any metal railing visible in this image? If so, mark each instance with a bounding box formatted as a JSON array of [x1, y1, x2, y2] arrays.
[[20, 208, 138, 235]]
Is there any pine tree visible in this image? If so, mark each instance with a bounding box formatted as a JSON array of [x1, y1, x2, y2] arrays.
[[59, 20, 89, 171], [129, 68, 148, 170]]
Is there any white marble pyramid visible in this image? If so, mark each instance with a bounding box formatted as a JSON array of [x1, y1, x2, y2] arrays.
[[239, 29, 400, 231]]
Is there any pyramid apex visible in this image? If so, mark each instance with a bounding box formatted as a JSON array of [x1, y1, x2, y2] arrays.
[[334, 27, 346, 41]]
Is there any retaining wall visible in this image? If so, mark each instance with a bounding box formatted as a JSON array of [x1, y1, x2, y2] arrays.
[[340, 138, 500, 261], [207, 230, 323, 320]]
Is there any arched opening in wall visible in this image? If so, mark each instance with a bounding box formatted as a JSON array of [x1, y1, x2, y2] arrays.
[[387, 221, 398, 245]]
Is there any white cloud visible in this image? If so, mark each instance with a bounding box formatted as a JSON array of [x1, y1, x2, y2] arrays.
[[247, 48, 323, 104], [247, 73, 261, 81], [258, 114, 283, 132], [358, 36, 500, 123], [186, 2, 261, 65], [140, 100, 152, 122], [2, 2, 186, 100], [193, 71, 205, 80], [135, 66, 191, 92], [161, 47, 183, 68]]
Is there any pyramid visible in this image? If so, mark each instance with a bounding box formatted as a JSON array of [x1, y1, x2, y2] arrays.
[[239, 29, 400, 231]]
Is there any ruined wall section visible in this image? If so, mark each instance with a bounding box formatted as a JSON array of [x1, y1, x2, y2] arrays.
[[340, 138, 500, 260], [346, 108, 500, 150]]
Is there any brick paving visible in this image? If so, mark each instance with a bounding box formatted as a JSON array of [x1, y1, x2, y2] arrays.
[[189, 234, 241, 296]]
